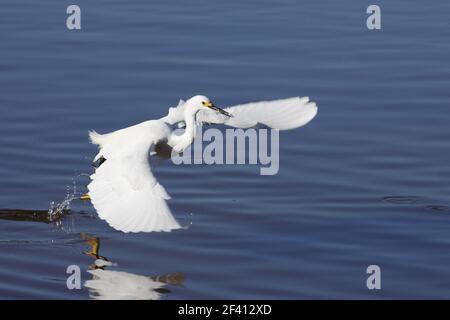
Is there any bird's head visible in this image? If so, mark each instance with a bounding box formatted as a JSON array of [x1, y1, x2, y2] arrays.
[[186, 95, 233, 117]]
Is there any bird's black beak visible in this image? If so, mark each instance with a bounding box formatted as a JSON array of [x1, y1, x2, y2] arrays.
[[208, 103, 233, 118]]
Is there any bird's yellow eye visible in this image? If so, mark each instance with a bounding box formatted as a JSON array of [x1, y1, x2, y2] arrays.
[[201, 101, 206, 106]]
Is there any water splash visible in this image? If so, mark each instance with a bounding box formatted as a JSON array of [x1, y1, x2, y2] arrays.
[[48, 173, 90, 221], [48, 186, 75, 221]]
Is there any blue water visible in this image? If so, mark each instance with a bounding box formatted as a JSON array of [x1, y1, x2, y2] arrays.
[[1, 0, 450, 299]]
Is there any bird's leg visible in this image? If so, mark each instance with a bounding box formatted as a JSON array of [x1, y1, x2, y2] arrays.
[[80, 234, 111, 270], [83, 157, 106, 201], [92, 156, 106, 169]]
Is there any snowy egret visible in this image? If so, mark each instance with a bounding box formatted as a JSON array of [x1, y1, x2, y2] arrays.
[[85, 95, 318, 233]]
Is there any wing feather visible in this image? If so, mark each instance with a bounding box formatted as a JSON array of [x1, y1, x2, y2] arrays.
[[87, 121, 181, 233], [197, 96, 318, 130]]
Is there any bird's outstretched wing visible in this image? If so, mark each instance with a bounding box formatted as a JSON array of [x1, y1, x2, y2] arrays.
[[88, 122, 181, 233], [197, 96, 318, 130]]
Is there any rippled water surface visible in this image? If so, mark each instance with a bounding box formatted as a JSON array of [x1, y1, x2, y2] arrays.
[[1, 0, 450, 299]]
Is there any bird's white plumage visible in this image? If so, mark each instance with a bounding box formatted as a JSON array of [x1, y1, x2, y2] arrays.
[[161, 99, 187, 125], [88, 120, 181, 233], [223, 96, 317, 130], [164, 96, 318, 130], [87, 95, 318, 233]]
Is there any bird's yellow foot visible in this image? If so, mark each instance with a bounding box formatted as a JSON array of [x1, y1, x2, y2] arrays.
[[80, 194, 91, 201]]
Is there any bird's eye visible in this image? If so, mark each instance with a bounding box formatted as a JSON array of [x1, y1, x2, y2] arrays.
[[201, 101, 206, 106]]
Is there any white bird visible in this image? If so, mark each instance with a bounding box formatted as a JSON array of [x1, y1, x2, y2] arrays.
[[85, 95, 318, 233]]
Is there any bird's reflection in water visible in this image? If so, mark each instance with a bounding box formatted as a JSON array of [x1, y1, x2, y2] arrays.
[[0, 208, 185, 300], [81, 234, 185, 300]]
